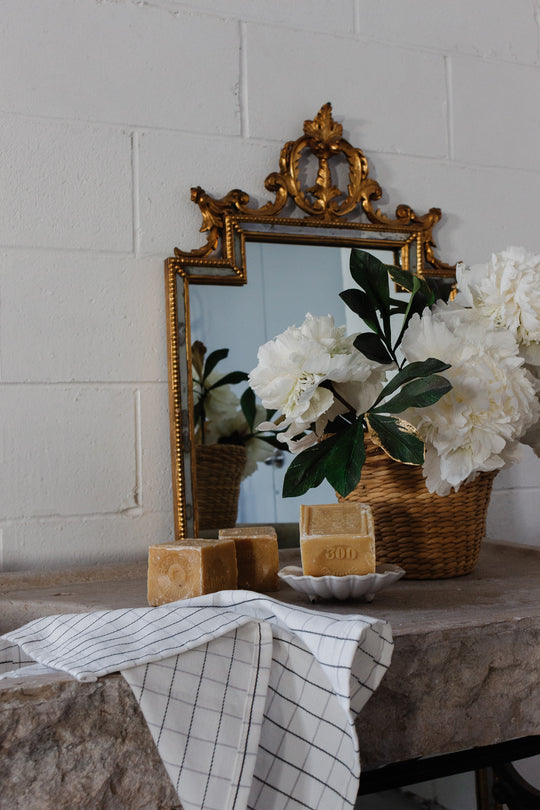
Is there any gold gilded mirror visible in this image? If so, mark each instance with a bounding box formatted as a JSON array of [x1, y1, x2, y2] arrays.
[[165, 103, 455, 540]]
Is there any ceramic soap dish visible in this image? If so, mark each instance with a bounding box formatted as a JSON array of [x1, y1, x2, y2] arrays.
[[278, 564, 405, 602]]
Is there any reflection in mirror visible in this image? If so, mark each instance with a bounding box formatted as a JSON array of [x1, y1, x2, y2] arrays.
[[189, 243, 402, 525], [165, 103, 456, 540]]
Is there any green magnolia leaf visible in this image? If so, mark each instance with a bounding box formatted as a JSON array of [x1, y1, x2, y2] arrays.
[[353, 332, 393, 364], [193, 399, 203, 428], [393, 285, 425, 350], [386, 264, 416, 293], [349, 249, 390, 312], [324, 412, 355, 434], [371, 374, 452, 414], [257, 434, 288, 451], [323, 419, 366, 497], [373, 358, 451, 407], [401, 289, 434, 327], [203, 348, 229, 380], [207, 370, 249, 390], [240, 387, 257, 431], [388, 266, 435, 306], [366, 413, 424, 465], [191, 340, 206, 380], [339, 288, 381, 334], [217, 433, 244, 446], [282, 435, 338, 497]]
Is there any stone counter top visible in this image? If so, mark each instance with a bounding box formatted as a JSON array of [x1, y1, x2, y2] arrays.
[[2, 539, 540, 634], [2, 539, 540, 808]]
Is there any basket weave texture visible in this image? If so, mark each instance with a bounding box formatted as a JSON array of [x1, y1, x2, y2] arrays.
[[338, 441, 497, 579], [195, 444, 246, 531]]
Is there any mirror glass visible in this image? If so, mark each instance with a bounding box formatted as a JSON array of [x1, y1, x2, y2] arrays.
[[189, 242, 404, 525]]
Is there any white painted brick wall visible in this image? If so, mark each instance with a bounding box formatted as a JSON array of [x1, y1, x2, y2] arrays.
[[245, 25, 449, 156], [1, 252, 167, 381], [1, 0, 539, 581], [1, 0, 241, 133], [451, 56, 540, 170], [1, 386, 138, 517], [0, 117, 133, 251], [356, 0, 538, 62], [137, 130, 278, 255]]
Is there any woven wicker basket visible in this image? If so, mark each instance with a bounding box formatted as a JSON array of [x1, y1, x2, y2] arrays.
[[338, 441, 497, 579], [195, 444, 247, 531]]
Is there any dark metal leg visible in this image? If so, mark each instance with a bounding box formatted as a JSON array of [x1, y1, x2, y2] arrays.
[[492, 762, 540, 810], [475, 769, 503, 810]]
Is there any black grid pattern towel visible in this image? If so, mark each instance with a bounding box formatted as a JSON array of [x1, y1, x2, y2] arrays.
[[1, 590, 393, 810]]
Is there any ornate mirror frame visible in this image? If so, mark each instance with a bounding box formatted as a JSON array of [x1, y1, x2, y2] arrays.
[[165, 103, 456, 540]]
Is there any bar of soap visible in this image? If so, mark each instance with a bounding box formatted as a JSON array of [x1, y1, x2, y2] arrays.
[[299, 503, 376, 577], [219, 526, 279, 592], [147, 538, 238, 606]]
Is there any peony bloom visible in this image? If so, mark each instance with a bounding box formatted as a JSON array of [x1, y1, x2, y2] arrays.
[[456, 246, 540, 366], [204, 405, 273, 479], [249, 313, 390, 451], [193, 370, 240, 424], [401, 301, 539, 495]]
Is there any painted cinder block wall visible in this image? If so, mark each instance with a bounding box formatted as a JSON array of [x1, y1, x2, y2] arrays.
[[1, 0, 539, 574]]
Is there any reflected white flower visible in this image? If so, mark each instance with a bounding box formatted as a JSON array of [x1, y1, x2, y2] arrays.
[[193, 370, 240, 423], [204, 404, 274, 479], [456, 246, 540, 359], [249, 313, 390, 451], [401, 302, 539, 495]]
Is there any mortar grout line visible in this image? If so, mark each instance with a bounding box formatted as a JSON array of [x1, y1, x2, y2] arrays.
[[131, 131, 142, 257], [0, 380, 168, 387], [533, 0, 540, 62], [444, 55, 454, 162], [239, 20, 249, 138], [0, 509, 173, 526], [353, 0, 360, 35], [134, 388, 143, 508]]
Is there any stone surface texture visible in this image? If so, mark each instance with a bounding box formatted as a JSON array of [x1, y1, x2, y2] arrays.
[[0, 673, 180, 810], [1, 541, 540, 805]]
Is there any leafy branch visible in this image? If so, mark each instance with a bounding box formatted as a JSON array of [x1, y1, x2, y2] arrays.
[[282, 250, 452, 498]]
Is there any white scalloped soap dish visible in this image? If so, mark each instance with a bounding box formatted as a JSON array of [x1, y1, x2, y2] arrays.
[[278, 564, 405, 602]]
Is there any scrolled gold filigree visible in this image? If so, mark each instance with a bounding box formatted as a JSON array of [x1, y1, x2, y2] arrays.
[[173, 103, 452, 274]]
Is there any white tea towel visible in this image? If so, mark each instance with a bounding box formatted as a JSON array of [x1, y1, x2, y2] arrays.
[[1, 590, 393, 810]]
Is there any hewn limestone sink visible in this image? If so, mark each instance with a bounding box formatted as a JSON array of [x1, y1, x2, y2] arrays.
[[0, 560, 149, 635], [1, 540, 540, 809]]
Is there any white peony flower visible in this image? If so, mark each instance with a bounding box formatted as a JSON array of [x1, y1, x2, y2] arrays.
[[456, 246, 540, 361], [401, 301, 539, 495], [193, 370, 240, 424], [204, 405, 274, 479], [249, 313, 389, 451]]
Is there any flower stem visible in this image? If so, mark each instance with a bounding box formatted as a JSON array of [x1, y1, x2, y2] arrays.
[[320, 381, 357, 414]]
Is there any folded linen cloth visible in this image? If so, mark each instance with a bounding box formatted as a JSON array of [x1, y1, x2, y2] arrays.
[[1, 590, 393, 810]]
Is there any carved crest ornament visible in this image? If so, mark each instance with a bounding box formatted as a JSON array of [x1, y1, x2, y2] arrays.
[[170, 102, 454, 281], [165, 103, 455, 539]]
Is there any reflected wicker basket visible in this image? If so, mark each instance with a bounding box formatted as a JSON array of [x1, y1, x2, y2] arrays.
[[337, 441, 497, 579], [195, 444, 247, 531]]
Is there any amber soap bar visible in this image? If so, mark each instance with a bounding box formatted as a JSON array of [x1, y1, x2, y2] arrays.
[[147, 538, 238, 606], [219, 526, 279, 592], [299, 502, 376, 577]]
